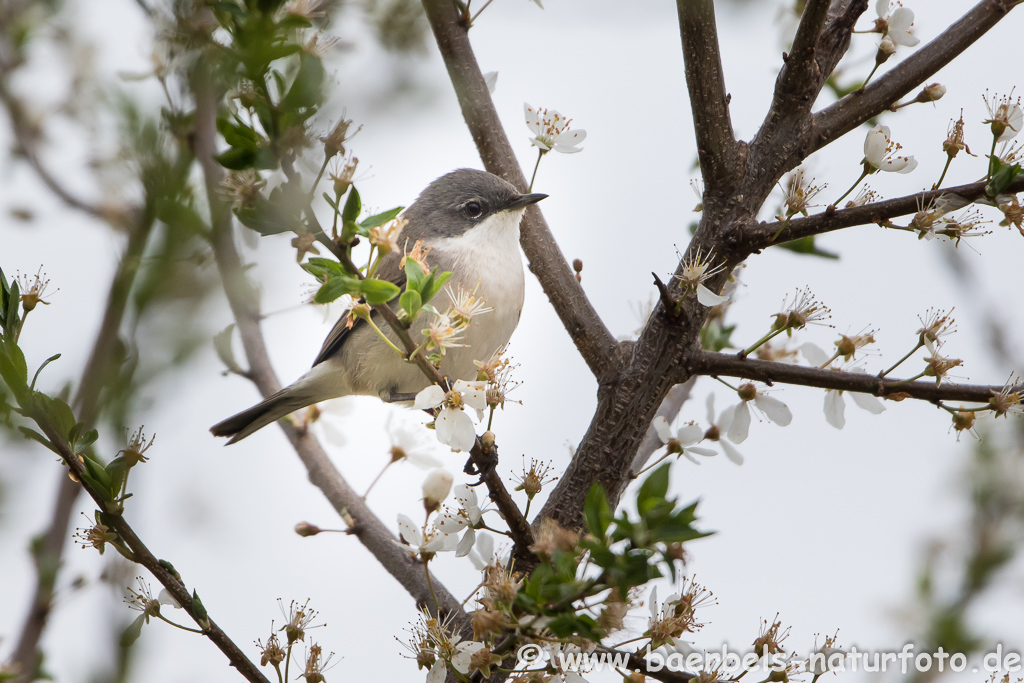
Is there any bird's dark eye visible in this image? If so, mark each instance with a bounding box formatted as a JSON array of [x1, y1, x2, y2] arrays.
[[464, 201, 483, 218]]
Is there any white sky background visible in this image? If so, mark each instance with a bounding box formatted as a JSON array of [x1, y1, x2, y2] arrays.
[[1, 0, 1023, 682]]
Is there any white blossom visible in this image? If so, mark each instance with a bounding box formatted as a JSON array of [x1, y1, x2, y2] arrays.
[[396, 514, 458, 556], [704, 394, 745, 465], [875, 0, 918, 47], [524, 103, 586, 154], [653, 416, 717, 465], [728, 385, 793, 444], [422, 469, 453, 507], [413, 380, 488, 452], [434, 484, 487, 557], [864, 124, 917, 174]]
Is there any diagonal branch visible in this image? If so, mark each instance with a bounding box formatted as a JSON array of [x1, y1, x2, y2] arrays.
[[696, 350, 1020, 404], [814, 0, 1020, 150], [743, 174, 1024, 252], [193, 71, 465, 618], [676, 0, 740, 187], [420, 0, 617, 378], [29, 416, 272, 683]]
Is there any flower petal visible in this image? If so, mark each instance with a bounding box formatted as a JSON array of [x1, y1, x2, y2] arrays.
[[824, 390, 846, 430], [850, 391, 886, 414], [456, 527, 476, 557], [437, 407, 477, 452], [427, 661, 447, 683], [676, 423, 704, 446], [454, 379, 488, 410], [483, 71, 498, 94], [686, 446, 718, 458], [523, 103, 543, 135], [727, 403, 751, 443], [999, 104, 1024, 142], [755, 394, 793, 426], [452, 642, 487, 675], [435, 513, 468, 532], [864, 124, 890, 165], [800, 342, 832, 367], [720, 439, 744, 466], [413, 385, 445, 410], [697, 283, 729, 307], [705, 393, 716, 424], [397, 513, 422, 547], [653, 416, 672, 443], [875, 0, 888, 19]]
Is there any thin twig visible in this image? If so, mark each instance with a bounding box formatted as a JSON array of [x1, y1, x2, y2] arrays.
[[745, 175, 1024, 251], [696, 351, 1019, 404]]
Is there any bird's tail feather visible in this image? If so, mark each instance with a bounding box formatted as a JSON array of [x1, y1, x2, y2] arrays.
[[210, 388, 317, 444]]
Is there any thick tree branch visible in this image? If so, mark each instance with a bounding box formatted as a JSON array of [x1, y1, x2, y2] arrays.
[[420, 0, 617, 378], [193, 72, 466, 618], [696, 351, 1021, 404], [814, 0, 1020, 150], [676, 0, 739, 187], [744, 175, 1024, 251]]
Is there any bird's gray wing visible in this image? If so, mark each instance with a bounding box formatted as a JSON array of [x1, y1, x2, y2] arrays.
[[312, 252, 406, 367]]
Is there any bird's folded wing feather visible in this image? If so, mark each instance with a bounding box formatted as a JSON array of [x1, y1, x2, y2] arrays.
[[312, 252, 406, 366]]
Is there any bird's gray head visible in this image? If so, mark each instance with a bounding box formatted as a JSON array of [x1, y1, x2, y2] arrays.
[[401, 169, 547, 241]]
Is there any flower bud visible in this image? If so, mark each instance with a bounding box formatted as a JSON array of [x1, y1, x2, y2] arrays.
[[919, 83, 946, 103], [295, 522, 322, 537], [876, 35, 896, 63], [422, 469, 453, 512]]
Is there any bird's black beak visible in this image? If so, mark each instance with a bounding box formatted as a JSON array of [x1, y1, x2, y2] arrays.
[[504, 193, 548, 211]]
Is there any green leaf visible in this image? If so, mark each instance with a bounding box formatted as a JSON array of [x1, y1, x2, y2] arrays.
[[583, 483, 612, 538], [404, 258, 426, 292], [120, 613, 147, 648], [359, 279, 400, 305], [280, 53, 324, 112], [777, 235, 840, 259], [359, 206, 404, 229], [636, 464, 671, 516], [342, 187, 361, 225], [422, 270, 453, 304], [214, 146, 257, 171], [213, 325, 244, 376], [986, 159, 1023, 197], [315, 275, 361, 304], [5, 278, 20, 337], [0, 342, 29, 398], [33, 393, 77, 443], [191, 590, 210, 630], [75, 428, 99, 453], [30, 353, 60, 391], [106, 457, 130, 497], [301, 257, 343, 281], [19, 426, 58, 454], [399, 289, 422, 319], [0, 265, 9, 316]]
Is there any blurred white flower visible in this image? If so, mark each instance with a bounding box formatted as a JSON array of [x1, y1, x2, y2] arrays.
[[823, 389, 885, 430], [434, 484, 487, 556], [422, 469, 453, 508], [396, 513, 458, 556], [703, 394, 744, 465], [483, 71, 498, 94], [653, 416, 717, 465]]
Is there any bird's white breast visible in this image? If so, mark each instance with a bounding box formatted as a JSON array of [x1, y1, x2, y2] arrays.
[[430, 208, 526, 375]]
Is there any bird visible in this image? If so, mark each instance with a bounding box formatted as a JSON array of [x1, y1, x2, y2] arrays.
[[210, 168, 546, 443]]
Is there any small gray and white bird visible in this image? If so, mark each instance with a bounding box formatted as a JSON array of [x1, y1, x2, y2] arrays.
[[210, 168, 546, 443]]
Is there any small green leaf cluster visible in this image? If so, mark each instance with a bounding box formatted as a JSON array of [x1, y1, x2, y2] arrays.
[[512, 464, 710, 642]]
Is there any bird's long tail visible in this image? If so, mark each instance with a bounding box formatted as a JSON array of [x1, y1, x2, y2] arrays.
[[210, 387, 318, 444]]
